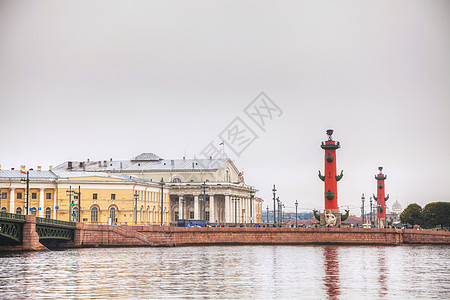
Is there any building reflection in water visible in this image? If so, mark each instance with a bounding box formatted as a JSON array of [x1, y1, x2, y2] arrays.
[[377, 248, 388, 297], [322, 246, 340, 299]]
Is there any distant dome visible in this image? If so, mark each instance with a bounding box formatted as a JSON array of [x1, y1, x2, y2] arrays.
[[392, 200, 402, 214]]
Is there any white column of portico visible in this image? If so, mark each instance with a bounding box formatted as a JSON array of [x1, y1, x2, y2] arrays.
[[9, 188, 15, 213], [178, 196, 184, 220], [209, 195, 215, 223], [39, 188, 45, 217], [248, 198, 251, 223], [224, 195, 230, 224], [251, 198, 255, 223], [242, 197, 246, 223], [233, 196, 237, 223], [247, 197, 251, 223], [194, 195, 199, 219], [238, 197, 241, 223], [248, 197, 251, 223], [53, 191, 57, 219], [244, 197, 248, 223]]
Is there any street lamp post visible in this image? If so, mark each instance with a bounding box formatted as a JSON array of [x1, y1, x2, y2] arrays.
[[181, 197, 185, 221], [370, 196, 373, 227], [160, 178, 165, 226], [295, 200, 298, 228], [282, 204, 285, 226], [201, 182, 208, 222], [66, 186, 74, 222], [75, 186, 81, 222], [276, 197, 280, 226], [248, 187, 255, 225], [272, 185, 277, 226], [20, 170, 30, 215], [266, 205, 269, 224], [361, 193, 365, 225], [134, 192, 139, 225], [377, 203, 381, 228]]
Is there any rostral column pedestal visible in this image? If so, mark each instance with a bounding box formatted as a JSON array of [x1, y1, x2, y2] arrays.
[[374, 167, 389, 228], [318, 129, 346, 227]]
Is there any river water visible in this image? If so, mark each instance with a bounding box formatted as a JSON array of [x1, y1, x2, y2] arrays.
[[0, 245, 449, 299]]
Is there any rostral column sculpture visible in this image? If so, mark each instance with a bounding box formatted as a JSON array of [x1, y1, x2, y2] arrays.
[[316, 129, 348, 226], [373, 167, 389, 228]]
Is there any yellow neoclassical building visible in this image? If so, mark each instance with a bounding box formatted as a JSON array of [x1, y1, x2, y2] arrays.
[[54, 153, 264, 225], [0, 167, 169, 225]]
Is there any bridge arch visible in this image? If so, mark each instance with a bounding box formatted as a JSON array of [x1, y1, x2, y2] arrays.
[[0, 221, 22, 244]]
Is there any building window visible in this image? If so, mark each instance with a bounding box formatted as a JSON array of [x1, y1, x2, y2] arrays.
[[93, 193, 98, 200], [111, 194, 116, 200], [110, 207, 116, 223], [46, 193, 52, 200], [32, 193, 37, 199], [16, 207, 22, 215], [1, 192, 7, 199], [1, 207, 7, 213], [45, 207, 51, 219], [17, 192, 22, 199], [175, 211, 179, 221], [190, 211, 194, 219], [172, 178, 181, 183], [91, 207, 99, 222], [31, 207, 37, 216], [140, 207, 143, 222], [205, 211, 210, 220]]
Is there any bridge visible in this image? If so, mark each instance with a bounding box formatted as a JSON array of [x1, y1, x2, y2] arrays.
[[0, 212, 76, 250]]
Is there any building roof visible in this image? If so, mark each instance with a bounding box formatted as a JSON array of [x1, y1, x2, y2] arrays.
[[131, 153, 162, 161], [53, 171, 150, 183], [54, 154, 229, 172], [0, 170, 151, 184], [0, 170, 57, 179]]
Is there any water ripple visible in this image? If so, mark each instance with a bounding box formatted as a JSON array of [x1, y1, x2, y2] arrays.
[[0, 245, 449, 299]]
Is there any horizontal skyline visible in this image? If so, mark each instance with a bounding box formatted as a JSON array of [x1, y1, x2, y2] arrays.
[[1, 1, 449, 214]]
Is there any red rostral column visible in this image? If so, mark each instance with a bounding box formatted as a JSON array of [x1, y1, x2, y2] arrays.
[[374, 167, 389, 227], [318, 129, 343, 210]]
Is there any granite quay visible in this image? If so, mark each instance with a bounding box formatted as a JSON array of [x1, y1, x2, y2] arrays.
[[1, 215, 449, 251]]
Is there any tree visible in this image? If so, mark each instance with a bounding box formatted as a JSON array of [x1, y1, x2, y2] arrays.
[[400, 203, 423, 227], [422, 202, 450, 229]]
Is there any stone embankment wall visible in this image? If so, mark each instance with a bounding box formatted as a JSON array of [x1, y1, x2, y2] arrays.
[[1, 223, 448, 251], [402, 229, 450, 244], [73, 225, 450, 248]]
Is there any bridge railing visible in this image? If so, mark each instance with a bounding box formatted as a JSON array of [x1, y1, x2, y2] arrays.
[[36, 217, 76, 228], [0, 212, 26, 221]]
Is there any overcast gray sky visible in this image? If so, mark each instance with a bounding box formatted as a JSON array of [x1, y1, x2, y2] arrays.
[[1, 0, 449, 214]]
